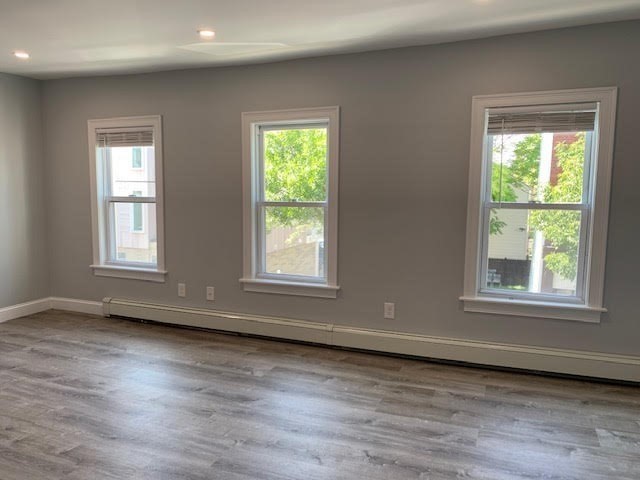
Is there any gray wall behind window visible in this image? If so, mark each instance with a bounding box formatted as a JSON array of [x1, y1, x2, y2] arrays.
[[0, 73, 48, 307], [42, 21, 640, 355]]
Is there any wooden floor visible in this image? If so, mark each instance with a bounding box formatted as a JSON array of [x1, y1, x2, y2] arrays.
[[0, 311, 638, 479]]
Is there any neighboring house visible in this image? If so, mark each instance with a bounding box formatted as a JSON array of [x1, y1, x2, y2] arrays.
[[112, 147, 158, 264], [488, 187, 530, 261], [265, 224, 324, 278]]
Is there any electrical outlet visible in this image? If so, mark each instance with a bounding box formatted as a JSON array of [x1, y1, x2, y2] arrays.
[[206, 286, 215, 301], [384, 302, 395, 320], [178, 282, 186, 298]]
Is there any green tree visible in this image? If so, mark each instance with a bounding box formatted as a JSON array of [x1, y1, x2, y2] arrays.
[[263, 128, 327, 230], [498, 132, 585, 280], [490, 138, 519, 235], [529, 134, 585, 280], [509, 133, 543, 197]]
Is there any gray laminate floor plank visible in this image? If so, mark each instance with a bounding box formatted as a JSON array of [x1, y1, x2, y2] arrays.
[[0, 310, 638, 479]]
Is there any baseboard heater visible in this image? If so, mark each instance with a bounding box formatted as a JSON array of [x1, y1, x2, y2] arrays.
[[103, 297, 640, 383]]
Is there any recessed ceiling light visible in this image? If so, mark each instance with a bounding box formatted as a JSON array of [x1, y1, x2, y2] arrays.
[[13, 51, 30, 59], [198, 29, 215, 39]]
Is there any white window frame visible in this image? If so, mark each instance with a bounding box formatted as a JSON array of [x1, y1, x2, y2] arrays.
[[88, 115, 167, 282], [461, 87, 617, 323], [240, 107, 340, 298]]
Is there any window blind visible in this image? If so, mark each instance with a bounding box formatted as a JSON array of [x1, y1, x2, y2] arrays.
[[96, 130, 153, 147], [487, 111, 596, 135]]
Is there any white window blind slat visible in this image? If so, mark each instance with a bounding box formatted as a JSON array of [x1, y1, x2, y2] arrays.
[[97, 130, 153, 147], [487, 111, 596, 135]]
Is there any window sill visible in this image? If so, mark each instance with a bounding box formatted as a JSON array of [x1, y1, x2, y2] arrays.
[[239, 278, 340, 298], [91, 264, 167, 283], [459, 296, 605, 323]]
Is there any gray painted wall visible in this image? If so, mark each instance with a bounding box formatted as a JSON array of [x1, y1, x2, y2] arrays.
[[41, 21, 640, 355], [0, 73, 48, 307]]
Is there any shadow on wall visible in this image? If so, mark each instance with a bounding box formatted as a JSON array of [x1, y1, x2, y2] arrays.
[[0, 76, 45, 307]]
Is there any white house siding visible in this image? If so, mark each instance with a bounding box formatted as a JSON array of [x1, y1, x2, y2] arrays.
[[265, 225, 322, 277], [487, 188, 530, 261]]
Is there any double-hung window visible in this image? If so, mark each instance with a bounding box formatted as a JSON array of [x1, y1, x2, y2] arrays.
[[88, 115, 166, 282], [241, 107, 340, 298], [462, 88, 617, 322]]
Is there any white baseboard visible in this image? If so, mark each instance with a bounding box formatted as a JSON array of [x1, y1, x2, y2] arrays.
[[0, 297, 104, 323], [102, 298, 332, 344], [49, 297, 104, 316], [103, 298, 640, 383], [0, 298, 52, 323], [331, 326, 640, 382]]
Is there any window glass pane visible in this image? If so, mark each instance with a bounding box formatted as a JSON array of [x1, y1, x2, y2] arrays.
[[132, 147, 143, 168], [490, 132, 589, 204], [486, 208, 582, 297], [105, 146, 156, 197], [132, 204, 143, 232], [263, 206, 325, 278], [263, 127, 327, 202], [111, 202, 157, 265]]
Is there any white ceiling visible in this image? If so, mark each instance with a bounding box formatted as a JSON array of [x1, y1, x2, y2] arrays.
[[2, 0, 640, 79]]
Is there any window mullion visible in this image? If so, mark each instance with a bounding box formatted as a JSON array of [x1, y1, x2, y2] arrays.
[[261, 201, 326, 208], [106, 196, 156, 203], [486, 202, 588, 211]]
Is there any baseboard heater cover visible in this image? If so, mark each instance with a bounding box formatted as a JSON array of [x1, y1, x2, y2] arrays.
[[103, 297, 640, 382]]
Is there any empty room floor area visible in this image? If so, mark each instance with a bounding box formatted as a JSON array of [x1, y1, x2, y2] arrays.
[[0, 311, 638, 479]]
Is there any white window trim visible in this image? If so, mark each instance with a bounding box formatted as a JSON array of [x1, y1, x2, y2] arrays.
[[88, 115, 167, 283], [240, 106, 340, 298], [90, 264, 168, 283], [461, 87, 617, 322]]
